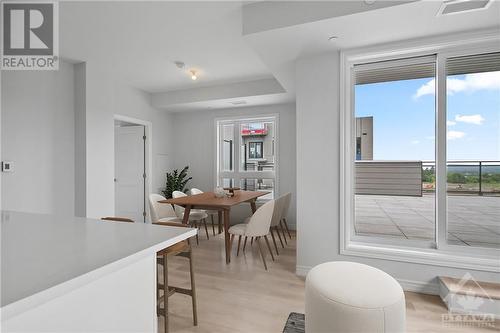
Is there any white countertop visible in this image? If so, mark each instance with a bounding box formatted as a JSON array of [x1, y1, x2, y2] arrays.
[[1, 211, 196, 319]]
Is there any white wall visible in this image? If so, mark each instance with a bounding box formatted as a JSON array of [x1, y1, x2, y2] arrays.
[[170, 103, 297, 228], [1, 61, 76, 216], [1, 61, 173, 219], [295, 52, 499, 291], [76, 62, 174, 219]]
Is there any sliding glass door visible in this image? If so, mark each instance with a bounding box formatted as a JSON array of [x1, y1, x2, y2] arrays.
[[349, 50, 500, 251]]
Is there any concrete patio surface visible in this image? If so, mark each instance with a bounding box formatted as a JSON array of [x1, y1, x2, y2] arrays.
[[355, 194, 500, 248]]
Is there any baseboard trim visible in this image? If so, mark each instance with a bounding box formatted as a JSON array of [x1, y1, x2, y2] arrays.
[[398, 279, 439, 295], [296, 265, 439, 295], [295, 265, 310, 277]]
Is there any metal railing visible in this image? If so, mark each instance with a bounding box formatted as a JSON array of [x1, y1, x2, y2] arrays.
[[421, 160, 500, 196]]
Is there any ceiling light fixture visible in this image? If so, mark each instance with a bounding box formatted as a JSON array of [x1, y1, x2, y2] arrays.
[[328, 36, 338, 41], [190, 70, 197, 81]]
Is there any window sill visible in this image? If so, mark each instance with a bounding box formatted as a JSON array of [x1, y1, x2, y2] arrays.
[[341, 241, 500, 272]]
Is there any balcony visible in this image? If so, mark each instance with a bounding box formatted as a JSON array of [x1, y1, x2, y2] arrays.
[[354, 160, 500, 248]]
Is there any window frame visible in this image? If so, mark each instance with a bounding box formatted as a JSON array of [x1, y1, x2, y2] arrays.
[[340, 32, 500, 272], [215, 114, 279, 201], [248, 141, 264, 159]]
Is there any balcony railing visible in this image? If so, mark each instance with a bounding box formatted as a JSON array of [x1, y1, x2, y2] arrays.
[[355, 160, 500, 196], [422, 160, 500, 196]]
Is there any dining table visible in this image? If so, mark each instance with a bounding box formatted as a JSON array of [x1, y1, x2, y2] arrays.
[[159, 190, 268, 264]]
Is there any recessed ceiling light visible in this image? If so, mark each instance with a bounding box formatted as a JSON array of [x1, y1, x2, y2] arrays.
[[437, 0, 491, 16], [328, 36, 338, 41]]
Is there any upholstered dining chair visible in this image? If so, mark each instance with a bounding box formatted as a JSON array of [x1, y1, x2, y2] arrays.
[[280, 192, 292, 240], [172, 191, 210, 242], [228, 200, 275, 270], [149, 193, 183, 224], [189, 188, 221, 236], [269, 194, 287, 255], [100, 216, 197, 333]]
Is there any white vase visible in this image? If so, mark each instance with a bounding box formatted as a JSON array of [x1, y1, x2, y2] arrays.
[[214, 186, 226, 198]]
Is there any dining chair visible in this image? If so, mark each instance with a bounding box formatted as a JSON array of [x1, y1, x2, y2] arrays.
[[280, 192, 292, 239], [149, 193, 183, 223], [149, 193, 199, 244], [172, 191, 210, 242], [269, 194, 287, 256], [190, 188, 221, 236], [100, 216, 198, 333], [228, 200, 275, 270]]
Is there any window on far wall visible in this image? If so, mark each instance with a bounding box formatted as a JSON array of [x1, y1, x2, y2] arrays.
[[249, 141, 263, 159], [217, 117, 277, 200]]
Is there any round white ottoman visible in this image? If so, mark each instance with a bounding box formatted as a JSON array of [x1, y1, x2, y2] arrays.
[[305, 262, 405, 333]]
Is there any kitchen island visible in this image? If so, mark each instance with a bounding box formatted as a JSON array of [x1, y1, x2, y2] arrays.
[[1, 211, 196, 332]]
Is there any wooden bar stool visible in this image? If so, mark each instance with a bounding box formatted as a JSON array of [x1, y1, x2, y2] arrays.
[[101, 217, 197, 333], [154, 221, 197, 333]]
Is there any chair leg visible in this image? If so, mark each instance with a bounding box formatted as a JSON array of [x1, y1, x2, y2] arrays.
[[256, 237, 268, 270], [236, 235, 242, 256], [243, 236, 248, 252], [191, 220, 199, 245], [283, 218, 292, 239], [279, 221, 288, 245], [202, 218, 209, 240], [211, 214, 215, 236], [250, 237, 254, 245], [187, 246, 198, 326], [163, 253, 169, 333], [264, 236, 275, 261], [275, 226, 284, 248], [230, 234, 235, 253], [270, 228, 279, 256]]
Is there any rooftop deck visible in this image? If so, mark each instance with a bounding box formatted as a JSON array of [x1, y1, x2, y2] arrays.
[[355, 194, 500, 248]]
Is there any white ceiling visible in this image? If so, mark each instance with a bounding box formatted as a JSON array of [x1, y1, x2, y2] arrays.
[[243, 0, 500, 94], [60, 1, 273, 92], [59, 1, 500, 112]]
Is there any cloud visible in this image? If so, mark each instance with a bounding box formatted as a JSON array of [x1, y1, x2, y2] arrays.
[[455, 114, 485, 125], [448, 130, 466, 140], [414, 80, 435, 99], [413, 71, 500, 99], [411, 140, 420, 144], [447, 120, 456, 126]]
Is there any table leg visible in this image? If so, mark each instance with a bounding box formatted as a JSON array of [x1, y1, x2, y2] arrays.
[[218, 210, 222, 234], [182, 205, 191, 225], [224, 209, 231, 264], [250, 200, 257, 213]]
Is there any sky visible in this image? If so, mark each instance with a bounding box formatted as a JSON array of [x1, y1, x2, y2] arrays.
[[355, 71, 500, 161]]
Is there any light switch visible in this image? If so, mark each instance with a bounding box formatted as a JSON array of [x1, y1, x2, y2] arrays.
[[2, 161, 13, 172]]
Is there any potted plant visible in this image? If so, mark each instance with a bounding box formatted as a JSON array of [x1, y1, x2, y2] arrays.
[[162, 166, 192, 199]]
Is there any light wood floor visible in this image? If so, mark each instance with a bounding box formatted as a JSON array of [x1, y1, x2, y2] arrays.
[[160, 232, 498, 333]]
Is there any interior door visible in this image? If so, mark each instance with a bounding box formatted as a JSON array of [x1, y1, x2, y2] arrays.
[[114, 125, 145, 222]]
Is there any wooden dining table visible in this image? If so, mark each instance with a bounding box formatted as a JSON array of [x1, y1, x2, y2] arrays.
[[159, 190, 268, 264]]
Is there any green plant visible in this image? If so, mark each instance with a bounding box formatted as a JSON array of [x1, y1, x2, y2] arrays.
[[162, 166, 192, 199]]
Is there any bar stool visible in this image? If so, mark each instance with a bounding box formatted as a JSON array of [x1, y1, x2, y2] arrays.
[[100, 217, 198, 333], [155, 221, 197, 333]]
